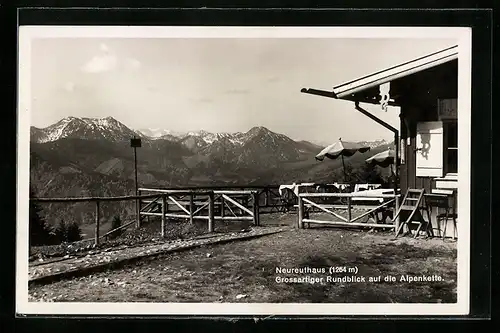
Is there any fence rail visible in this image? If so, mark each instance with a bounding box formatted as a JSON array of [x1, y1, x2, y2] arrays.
[[31, 184, 403, 250], [32, 187, 271, 248], [31, 193, 164, 203], [139, 186, 290, 213], [32, 188, 264, 248], [138, 188, 261, 234], [32, 194, 164, 246]]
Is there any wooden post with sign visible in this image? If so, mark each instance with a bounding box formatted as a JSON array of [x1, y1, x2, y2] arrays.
[[130, 136, 142, 228]]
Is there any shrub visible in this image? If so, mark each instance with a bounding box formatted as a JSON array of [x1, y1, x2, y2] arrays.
[[55, 219, 68, 243], [110, 215, 123, 238], [29, 189, 55, 246], [66, 221, 83, 242]]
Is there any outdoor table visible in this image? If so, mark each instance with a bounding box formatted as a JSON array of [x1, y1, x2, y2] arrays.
[[424, 189, 457, 240], [351, 189, 397, 224]]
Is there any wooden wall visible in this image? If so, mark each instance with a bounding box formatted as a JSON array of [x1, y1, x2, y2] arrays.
[[399, 105, 435, 194], [395, 60, 457, 195]]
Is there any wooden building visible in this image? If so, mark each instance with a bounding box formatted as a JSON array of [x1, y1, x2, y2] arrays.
[[301, 45, 459, 237]]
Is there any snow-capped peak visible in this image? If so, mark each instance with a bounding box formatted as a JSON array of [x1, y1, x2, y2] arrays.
[[356, 138, 393, 149], [313, 138, 393, 149], [137, 128, 184, 139], [31, 116, 138, 143]]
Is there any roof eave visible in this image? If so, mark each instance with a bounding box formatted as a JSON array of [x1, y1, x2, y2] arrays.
[[300, 87, 400, 107], [332, 45, 458, 99], [300, 88, 337, 99]]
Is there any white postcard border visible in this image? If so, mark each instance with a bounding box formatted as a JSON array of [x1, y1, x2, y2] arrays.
[[16, 25, 472, 316]]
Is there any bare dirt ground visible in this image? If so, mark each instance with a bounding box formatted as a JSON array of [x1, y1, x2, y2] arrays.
[[28, 212, 457, 304], [29, 213, 260, 260]]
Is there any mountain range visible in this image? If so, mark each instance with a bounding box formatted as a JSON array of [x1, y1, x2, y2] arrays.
[[30, 116, 392, 226]]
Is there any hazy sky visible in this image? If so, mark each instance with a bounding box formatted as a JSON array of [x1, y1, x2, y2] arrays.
[[30, 37, 455, 143]]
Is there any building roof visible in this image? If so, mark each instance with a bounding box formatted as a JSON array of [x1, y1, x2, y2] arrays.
[[301, 45, 458, 106]]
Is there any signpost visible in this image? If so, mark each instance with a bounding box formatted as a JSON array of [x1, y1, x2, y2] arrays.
[[130, 136, 142, 228]]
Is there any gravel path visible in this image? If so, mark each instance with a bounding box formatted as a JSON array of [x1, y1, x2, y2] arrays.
[[29, 226, 289, 284]]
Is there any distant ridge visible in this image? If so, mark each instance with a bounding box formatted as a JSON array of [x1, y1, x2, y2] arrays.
[[30, 116, 392, 227], [32, 116, 392, 150], [30, 116, 391, 194], [31, 116, 142, 143]]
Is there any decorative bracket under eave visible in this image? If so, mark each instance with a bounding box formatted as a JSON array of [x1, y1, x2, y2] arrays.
[[379, 82, 391, 111]]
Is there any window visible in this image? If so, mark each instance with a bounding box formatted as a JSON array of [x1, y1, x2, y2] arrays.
[[438, 98, 458, 175], [444, 121, 458, 174]]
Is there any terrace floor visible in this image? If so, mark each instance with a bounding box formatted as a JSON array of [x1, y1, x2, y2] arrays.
[[28, 212, 457, 303]]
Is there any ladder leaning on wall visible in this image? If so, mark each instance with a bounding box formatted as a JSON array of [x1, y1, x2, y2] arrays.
[[393, 188, 432, 238]]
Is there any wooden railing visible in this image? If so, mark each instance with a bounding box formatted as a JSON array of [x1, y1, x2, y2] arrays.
[[138, 188, 261, 234], [137, 185, 289, 213], [30, 187, 271, 248], [31, 193, 161, 246], [297, 192, 401, 235]]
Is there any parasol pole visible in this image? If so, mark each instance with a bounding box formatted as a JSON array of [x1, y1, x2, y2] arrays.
[[341, 155, 347, 183], [339, 137, 347, 183]]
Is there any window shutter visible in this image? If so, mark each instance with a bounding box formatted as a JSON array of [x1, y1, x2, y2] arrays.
[[416, 121, 444, 177]]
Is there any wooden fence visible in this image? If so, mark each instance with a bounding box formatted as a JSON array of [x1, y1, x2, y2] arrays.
[[138, 188, 261, 235], [297, 192, 401, 235], [31, 187, 267, 247], [138, 185, 289, 213], [31, 193, 161, 246]]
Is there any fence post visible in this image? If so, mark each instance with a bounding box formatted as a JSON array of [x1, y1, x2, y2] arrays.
[[208, 191, 214, 232], [347, 195, 352, 223], [264, 189, 269, 207], [220, 194, 225, 218], [298, 195, 304, 229], [94, 200, 100, 246], [252, 191, 260, 226], [161, 194, 166, 238], [394, 195, 400, 236], [136, 190, 141, 229], [189, 192, 194, 224]]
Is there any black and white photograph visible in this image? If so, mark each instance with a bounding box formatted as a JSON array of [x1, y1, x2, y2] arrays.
[[17, 26, 472, 316]]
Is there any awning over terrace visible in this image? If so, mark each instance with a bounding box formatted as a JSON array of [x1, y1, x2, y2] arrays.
[[300, 45, 458, 108]]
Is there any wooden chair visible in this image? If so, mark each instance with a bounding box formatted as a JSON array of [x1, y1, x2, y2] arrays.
[[393, 188, 432, 238], [424, 190, 457, 240], [279, 188, 295, 212]]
